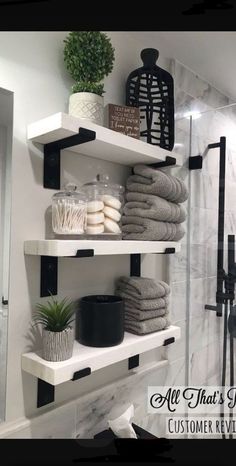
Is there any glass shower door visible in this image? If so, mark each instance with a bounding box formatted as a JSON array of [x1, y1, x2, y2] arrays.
[[189, 104, 236, 391]]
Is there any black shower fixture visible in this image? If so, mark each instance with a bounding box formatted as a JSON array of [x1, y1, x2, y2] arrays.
[[204, 137, 236, 336], [205, 138, 226, 317], [228, 308, 236, 338], [227, 235, 236, 338], [200, 136, 236, 439]]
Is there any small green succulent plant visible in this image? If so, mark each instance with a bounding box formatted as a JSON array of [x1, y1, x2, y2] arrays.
[[34, 295, 75, 332], [63, 31, 115, 96]]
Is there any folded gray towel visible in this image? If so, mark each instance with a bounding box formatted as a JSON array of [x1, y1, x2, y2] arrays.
[[125, 307, 167, 321], [122, 216, 185, 241], [115, 291, 169, 310], [116, 276, 170, 299], [124, 192, 186, 224], [125, 315, 170, 335], [126, 165, 188, 204]]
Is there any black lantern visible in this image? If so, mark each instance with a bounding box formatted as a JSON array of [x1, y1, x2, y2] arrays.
[[126, 48, 174, 151]]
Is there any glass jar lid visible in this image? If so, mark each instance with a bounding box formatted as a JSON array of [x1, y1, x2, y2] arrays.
[[82, 174, 125, 196], [52, 183, 86, 201]]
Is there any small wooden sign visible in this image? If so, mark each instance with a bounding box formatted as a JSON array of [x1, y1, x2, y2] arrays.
[[105, 104, 140, 139]]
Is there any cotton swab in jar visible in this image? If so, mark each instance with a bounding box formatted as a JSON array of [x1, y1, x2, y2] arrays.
[[52, 198, 86, 234]]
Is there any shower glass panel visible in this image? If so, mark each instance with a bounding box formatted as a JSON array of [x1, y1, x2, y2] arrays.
[[0, 88, 13, 423], [189, 103, 236, 389]]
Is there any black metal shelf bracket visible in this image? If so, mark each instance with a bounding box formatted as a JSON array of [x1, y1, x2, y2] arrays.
[[149, 155, 176, 169], [128, 354, 140, 370], [37, 367, 92, 408], [189, 155, 203, 170], [40, 250, 95, 297], [163, 337, 175, 346], [130, 248, 176, 278], [37, 379, 55, 408], [163, 248, 175, 254], [71, 367, 91, 381], [41, 256, 58, 297], [130, 253, 141, 277], [44, 128, 96, 190], [41, 247, 176, 298], [75, 249, 94, 258]]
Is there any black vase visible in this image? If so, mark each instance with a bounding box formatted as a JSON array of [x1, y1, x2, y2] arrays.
[[126, 48, 175, 151], [77, 295, 124, 347]]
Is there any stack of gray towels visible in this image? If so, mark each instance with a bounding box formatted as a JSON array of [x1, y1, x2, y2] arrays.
[[116, 276, 170, 335], [122, 164, 188, 241]]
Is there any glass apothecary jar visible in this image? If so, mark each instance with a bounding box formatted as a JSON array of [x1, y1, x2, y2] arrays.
[[82, 174, 125, 238], [52, 183, 87, 235]]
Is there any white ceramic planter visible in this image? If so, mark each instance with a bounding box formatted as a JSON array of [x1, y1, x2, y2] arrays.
[[69, 92, 104, 125], [42, 327, 74, 362]]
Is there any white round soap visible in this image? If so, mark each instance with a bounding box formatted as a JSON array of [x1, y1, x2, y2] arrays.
[[87, 200, 104, 213], [102, 195, 121, 211], [87, 212, 105, 225], [103, 206, 121, 222], [86, 224, 105, 234], [104, 217, 121, 234]]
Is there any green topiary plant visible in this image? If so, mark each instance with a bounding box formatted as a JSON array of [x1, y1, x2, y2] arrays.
[[63, 31, 115, 96], [33, 295, 75, 333]]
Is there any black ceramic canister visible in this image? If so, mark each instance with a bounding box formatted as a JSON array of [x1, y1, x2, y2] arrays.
[[77, 295, 124, 347]]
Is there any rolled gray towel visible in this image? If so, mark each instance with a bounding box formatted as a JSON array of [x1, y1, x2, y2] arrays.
[[124, 192, 186, 224], [115, 291, 169, 310], [126, 164, 188, 203], [122, 216, 185, 241], [125, 315, 170, 335], [116, 276, 170, 300], [125, 307, 167, 321]]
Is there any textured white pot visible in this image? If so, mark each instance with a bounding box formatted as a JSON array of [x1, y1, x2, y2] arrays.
[[69, 92, 104, 125], [42, 327, 74, 362]]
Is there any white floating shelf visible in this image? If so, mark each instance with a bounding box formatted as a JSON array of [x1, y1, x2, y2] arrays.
[[24, 239, 181, 257], [22, 325, 180, 386], [28, 112, 182, 167]]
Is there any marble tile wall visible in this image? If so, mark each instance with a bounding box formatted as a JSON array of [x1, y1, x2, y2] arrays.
[[172, 61, 232, 110]]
